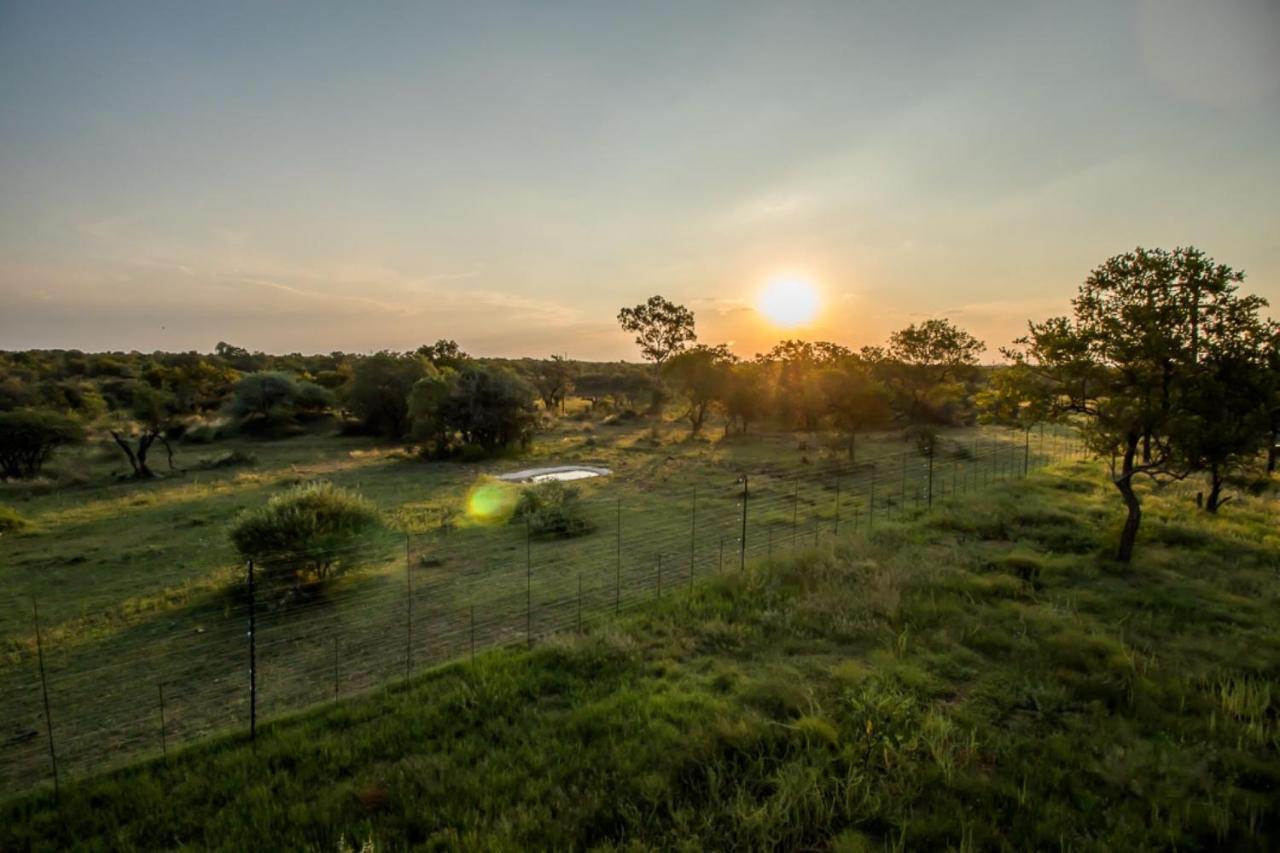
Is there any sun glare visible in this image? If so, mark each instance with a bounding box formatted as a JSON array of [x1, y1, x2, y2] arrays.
[[756, 277, 821, 328]]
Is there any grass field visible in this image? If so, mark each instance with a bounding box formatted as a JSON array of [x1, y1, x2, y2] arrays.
[[0, 410, 1060, 795], [2, 457, 1277, 850]]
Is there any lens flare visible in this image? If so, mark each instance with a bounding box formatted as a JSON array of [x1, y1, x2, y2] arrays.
[[466, 481, 518, 523]]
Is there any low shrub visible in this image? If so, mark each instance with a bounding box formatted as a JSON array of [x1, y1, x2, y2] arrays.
[[511, 481, 597, 540], [0, 504, 31, 534], [229, 481, 381, 597], [196, 450, 257, 470]]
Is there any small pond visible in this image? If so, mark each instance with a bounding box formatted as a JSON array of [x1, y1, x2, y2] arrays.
[[495, 465, 612, 484]]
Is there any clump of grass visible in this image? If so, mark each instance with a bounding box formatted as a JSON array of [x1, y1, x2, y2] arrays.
[[0, 504, 31, 534]]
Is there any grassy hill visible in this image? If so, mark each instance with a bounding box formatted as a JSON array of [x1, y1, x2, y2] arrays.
[[3, 460, 1278, 851]]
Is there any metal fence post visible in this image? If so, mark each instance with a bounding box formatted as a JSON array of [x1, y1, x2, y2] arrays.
[[690, 485, 697, 590], [615, 497, 622, 615], [247, 559, 256, 749], [869, 463, 876, 529], [525, 515, 532, 649], [31, 600, 59, 798], [833, 469, 841, 536], [927, 444, 935, 509], [158, 683, 167, 760], [405, 534, 412, 678]]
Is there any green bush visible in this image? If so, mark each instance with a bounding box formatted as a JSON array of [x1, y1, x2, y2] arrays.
[[229, 482, 380, 596], [0, 409, 84, 479], [0, 504, 31, 534], [511, 481, 596, 540]]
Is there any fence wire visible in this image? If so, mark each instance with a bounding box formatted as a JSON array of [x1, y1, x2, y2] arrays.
[[0, 427, 1085, 797]]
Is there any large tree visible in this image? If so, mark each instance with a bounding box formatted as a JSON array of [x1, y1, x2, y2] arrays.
[[1009, 247, 1270, 561], [819, 361, 893, 460], [529, 354, 576, 413], [662, 344, 736, 436], [886, 319, 984, 423], [344, 352, 428, 439], [110, 383, 183, 478], [617, 295, 696, 369]]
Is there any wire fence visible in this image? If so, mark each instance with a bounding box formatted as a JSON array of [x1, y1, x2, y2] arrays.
[[0, 426, 1086, 799]]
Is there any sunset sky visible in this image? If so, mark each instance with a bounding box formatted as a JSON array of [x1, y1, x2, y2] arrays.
[[2, 1, 1278, 360]]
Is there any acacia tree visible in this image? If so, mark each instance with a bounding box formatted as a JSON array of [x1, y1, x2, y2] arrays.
[[1009, 247, 1269, 561], [887, 319, 984, 423], [529, 354, 576, 413], [617, 295, 696, 370], [819, 361, 893, 460], [662, 344, 736, 436], [110, 383, 182, 478], [344, 352, 427, 439]]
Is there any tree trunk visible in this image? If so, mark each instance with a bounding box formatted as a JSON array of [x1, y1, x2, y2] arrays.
[[1113, 439, 1141, 563], [112, 430, 159, 478], [1205, 464, 1226, 513]]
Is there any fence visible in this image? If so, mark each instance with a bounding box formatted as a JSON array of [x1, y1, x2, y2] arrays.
[[0, 427, 1085, 799]]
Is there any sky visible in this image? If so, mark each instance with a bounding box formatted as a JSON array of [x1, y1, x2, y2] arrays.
[[1, 0, 1278, 361]]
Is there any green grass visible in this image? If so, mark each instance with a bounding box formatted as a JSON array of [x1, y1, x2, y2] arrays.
[[1, 409, 1054, 793], [3, 461, 1277, 850]]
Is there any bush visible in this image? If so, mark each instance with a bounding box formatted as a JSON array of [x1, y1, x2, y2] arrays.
[[196, 449, 257, 470], [511, 481, 597, 540], [0, 505, 31, 534], [229, 482, 380, 596], [0, 409, 85, 479]]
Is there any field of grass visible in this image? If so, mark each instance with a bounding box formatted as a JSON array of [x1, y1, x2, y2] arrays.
[[2, 457, 1276, 850], [0, 409, 1064, 795]]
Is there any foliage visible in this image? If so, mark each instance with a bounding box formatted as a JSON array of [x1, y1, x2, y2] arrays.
[[617, 295, 697, 367], [344, 352, 428, 439], [819, 362, 893, 459], [511, 480, 597, 539], [662, 344, 736, 435], [416, 339, 469, 370], [886, 319, 985, 424], [0, 504, 32, 533], [230, 371, 300, 421], [229, 481, 380, 594], [108, 383, 183, 478], [6, 466, 1278, 851], [0, 409, 85, 479], [410, 363, 538, 456], [528, 354, 576, 413], [1008, 246, 1273, 559]]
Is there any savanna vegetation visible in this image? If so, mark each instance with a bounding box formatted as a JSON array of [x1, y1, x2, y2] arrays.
[[1, 246, 1277, 849], [2, 461, 1277, 850]]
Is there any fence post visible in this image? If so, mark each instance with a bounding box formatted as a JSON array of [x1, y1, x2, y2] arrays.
[[247, 559, 256, 749], [791, 478, 799, 552], [927, 444, 935, 509], [869, 463, 876, 529], [900, 452, 907, 516], [615, 497, 622, 614], [405, 534, 412, 678], [690, 485, 697, 590], [1023, 428, 1030, 477], [31, 600, 59, 799], [833, 469, 841, 536], [525, 515, 533, 649], [157, 683, 167, 760], [739, 475, 748, 572]]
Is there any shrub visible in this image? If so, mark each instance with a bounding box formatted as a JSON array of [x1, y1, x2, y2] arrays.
[[229, 482, 380, 596], [511, 481, 596, 539], [0, 505, 31, 534], [0, 410, 85, 479]]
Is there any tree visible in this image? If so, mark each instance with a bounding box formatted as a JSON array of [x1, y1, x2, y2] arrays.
[[1009, 247, 1269, 561], [416, 339, 469, 369], [410, 364, 538, 456], [819, 362, 893, 460], [110, 384, 183, 478], [662, 344, 736, 436], [887, 319, 985, 423], [722, 362, 771, 436], [229, 481, 380, 597], [344, 352, 428, 439], [231, 372, 299, 421], [529, 355, 576, 413], [754, 340, 843, 431], [617, 295, 696, 369], [1179, 311, 1274, 511], [1264, 328, 1280, 474], [0, 410, 84, 479]]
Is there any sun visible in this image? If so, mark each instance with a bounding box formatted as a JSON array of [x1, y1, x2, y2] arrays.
[[756, 277, 821, 328]]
